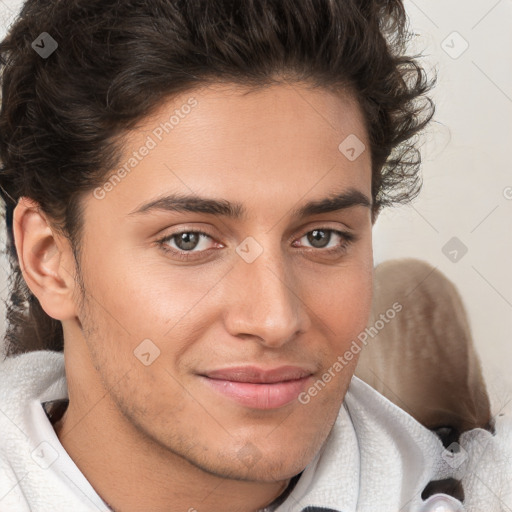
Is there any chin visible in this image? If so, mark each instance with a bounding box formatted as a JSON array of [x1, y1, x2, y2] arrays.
[[208, 453, 309, 483], [217, 432, 325, 481]]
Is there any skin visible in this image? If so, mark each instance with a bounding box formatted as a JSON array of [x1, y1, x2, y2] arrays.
[[13, 81, 375, 512]]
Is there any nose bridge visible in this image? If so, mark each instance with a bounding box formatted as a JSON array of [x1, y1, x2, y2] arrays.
[[226, 240, 309, 346]]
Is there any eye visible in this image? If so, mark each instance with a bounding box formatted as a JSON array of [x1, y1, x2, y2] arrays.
[[296, 228, 354, 250], [155, 227, 357, 262], [156, 230, 217, 260], [292, 228, 356, 257]]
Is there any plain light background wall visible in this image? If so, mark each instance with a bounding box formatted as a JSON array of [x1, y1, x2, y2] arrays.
[[372, 0, 512, 414], [0, 0, 511, 412]]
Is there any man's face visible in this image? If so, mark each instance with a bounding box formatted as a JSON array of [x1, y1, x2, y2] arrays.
[[67, 82, 374, 482]]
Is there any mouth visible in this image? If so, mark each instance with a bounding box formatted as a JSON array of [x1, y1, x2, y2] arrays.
[[198, 365, 314, 409]]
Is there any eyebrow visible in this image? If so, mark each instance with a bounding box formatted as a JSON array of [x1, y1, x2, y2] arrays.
[[127, 187, 372, 220]]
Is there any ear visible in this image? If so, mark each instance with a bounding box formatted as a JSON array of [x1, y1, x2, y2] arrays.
[[12, 196, 79, 321]]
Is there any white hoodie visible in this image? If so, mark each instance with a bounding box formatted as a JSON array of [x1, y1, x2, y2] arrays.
[[0, 350, 511, 512]]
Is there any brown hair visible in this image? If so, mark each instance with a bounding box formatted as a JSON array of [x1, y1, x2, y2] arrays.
[[0, 0, 436, 357]]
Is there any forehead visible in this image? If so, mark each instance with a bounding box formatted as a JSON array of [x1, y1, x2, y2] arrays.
[[88, 81, 371, 222], [140, 80, 368, 153]]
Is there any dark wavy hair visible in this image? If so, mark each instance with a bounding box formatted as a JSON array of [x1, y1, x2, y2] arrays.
[[0, 0, 436, 357]]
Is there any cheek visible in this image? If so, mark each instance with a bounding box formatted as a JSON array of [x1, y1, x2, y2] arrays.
[[81, 246, 213, 339], [304, 257, 374, 346], [81, 232, 373, 362]]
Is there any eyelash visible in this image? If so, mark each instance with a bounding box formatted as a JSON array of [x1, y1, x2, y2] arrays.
[[155, 228, 357, 262]]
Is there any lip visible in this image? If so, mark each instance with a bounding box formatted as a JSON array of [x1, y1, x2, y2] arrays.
[[199, 365, 314, 409]]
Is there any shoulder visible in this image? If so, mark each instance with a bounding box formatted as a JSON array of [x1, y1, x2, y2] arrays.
[[344, 377, 512, 511], [0, 350, 66, 443], [0, 349, 66, 437], [0, 350, 65, 399], [0, 350, 83, 511], [341, 376, 458, 509], [344, 375, 444, 450], [459, 413, 512, 510]]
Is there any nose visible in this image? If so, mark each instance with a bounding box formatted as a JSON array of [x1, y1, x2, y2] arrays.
[[224, 244, 310, 348]]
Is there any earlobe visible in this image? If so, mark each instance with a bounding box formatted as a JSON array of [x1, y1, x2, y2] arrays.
[[12, 196, 78, 321]]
